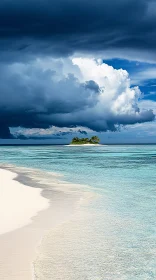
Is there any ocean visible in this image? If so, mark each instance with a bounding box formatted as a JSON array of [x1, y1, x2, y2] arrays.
[[0, 145, 156, 279]]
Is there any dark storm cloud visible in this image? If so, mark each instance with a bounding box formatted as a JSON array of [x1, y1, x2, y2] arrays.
[[78, 130, 87, 135], [0, 122, 13, 139], [0, 62, 101, 137], [0, 0, 156, 138], [0, 0, 156, 61], [0, 60, 155, 138]]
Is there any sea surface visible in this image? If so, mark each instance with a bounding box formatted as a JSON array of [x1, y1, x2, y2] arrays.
[[0, 145, 156, 279]]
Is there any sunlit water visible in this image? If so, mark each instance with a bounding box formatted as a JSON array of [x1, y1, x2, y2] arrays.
[[0, 145, 156, 279]]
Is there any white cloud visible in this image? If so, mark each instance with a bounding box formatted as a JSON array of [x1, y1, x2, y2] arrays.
[[1, 57, 154, 137], [71, 58, 152, 125], [124, 99, 156, 137], [131, 67, 156, 85], [139, 99, 156, 114]]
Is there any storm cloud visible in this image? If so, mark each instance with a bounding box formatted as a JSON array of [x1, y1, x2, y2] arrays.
[[0, 0, 156, 62], [0, 57, 155, 138], [0, 0, 156, 139]]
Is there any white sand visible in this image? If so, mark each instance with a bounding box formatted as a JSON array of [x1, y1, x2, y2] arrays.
[[0, 168, 49, 235], [66, 144, 104, 146], [0, 166, 85, 280]]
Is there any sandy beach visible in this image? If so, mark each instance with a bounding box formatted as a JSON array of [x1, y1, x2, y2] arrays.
[[0, 166, 86, 280], [0, 169, 49, 235], [66, 144, 104, 146]]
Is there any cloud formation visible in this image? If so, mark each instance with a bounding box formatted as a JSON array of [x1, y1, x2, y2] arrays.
[[0, 57, 154, 138], [11, 126, 89, 140], [0, 0, 156, 62]]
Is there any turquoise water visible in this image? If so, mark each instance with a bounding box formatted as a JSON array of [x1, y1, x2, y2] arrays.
[[0, 145, 156, 279]]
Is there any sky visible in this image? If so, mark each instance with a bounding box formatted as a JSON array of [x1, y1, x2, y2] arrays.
[[0, 0, 156, 144]]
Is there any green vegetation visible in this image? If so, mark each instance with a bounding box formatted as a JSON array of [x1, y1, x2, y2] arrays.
[[70, 136, 100, 145]]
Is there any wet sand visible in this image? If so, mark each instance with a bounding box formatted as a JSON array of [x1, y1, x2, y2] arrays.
[[0, 165, 86, 280]]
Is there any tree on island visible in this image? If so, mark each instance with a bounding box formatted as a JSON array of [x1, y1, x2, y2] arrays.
[[90, 136, 100, 144], [71, 136, 100, 145]]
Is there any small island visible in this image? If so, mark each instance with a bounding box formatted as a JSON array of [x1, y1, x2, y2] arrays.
[[70, 136, 100, 145]]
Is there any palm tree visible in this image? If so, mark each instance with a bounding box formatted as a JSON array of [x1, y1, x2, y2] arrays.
[[72, 137, 79, 142], [90, 136, 100, 144]]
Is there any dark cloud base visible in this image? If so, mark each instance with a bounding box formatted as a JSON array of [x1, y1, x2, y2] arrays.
[[0, 58, 155, 139], [0, 123, 13, 139], [0, 0, 156, 61], [0, 0, 156, 139]]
